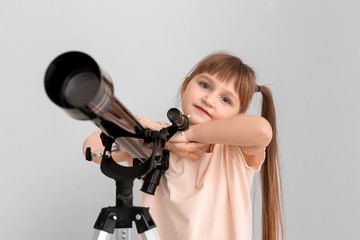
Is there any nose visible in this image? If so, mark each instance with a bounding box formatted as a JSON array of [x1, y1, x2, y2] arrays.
[[202, 93, 216, 107]]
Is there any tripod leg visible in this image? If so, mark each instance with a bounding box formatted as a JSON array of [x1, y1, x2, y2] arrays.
[[114, 228, 131, 240], [92, 229, 112, 240], [140, 228, 160, 240]]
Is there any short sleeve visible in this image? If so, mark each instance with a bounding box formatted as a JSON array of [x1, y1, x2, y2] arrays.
[[241, 148, 266, 172]]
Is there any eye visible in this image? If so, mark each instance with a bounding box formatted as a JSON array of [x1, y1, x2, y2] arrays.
[[221, 96, 231, 104], [200, 82, 210, 90]]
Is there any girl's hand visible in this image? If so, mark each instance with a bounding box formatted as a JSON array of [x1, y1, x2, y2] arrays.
[[165, 141, 208, 160], [136, 115, 169, 130], [136, 115, 206, 160]]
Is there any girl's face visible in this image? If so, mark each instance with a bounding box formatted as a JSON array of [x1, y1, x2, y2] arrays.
[[181, 73, 241, 125]]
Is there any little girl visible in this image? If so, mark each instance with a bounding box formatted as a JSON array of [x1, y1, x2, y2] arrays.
[[84, 52, 283, 240]]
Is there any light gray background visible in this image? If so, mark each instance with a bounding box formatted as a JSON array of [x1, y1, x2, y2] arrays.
[[1, 0, 359, 239]]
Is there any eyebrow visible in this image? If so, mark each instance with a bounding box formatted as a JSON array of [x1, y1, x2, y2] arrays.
[[197, 74, 239, 101]]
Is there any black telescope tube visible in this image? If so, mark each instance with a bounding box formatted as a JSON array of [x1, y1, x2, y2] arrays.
[[44, 51, 155, 159]]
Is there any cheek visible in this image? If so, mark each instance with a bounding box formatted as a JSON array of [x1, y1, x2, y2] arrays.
[[181, 89, 195, 106], [181, 93, 191, 114]]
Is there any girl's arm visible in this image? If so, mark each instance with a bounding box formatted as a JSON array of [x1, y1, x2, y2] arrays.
[[136, 115, 208, 160], [82, 130, 133, 165], [185, 114, 272, 155], [136, 114, 271, 156]]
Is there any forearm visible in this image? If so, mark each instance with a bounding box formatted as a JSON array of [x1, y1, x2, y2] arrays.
[[186, 114, 272, 148]]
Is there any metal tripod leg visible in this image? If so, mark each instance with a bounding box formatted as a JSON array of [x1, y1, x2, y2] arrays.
[[92, 227, 159, 240], [140, 228, 160, 240], [92, 228, 131, 240], [114, 228, 131, 240], [92, 229, 131, 240], [92, 229, 111, 240]]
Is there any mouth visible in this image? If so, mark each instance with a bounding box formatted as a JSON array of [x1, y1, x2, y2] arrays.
[[195, 105, 210, 117]]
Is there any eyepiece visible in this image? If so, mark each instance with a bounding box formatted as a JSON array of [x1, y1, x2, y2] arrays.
[[167, 108, 189, 131]]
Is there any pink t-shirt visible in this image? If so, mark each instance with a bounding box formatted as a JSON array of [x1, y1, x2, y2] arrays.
[[139, 144, 265, 240]]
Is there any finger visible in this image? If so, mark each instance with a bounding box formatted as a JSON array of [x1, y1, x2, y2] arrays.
[[156, 121, 170, 127], [138, 119, 153, 129], [166, 142, 185, 151], [138, 117, 164, 129], [165, 143, 187, 157], [186, 152, 201, 160], [136, 115, 152, 123], [137, 115, 153, 124], [186, 142, 209, 151], [144, 121, 168, 131], [141, 122, 157, 130], [136, 115, 148, 126], [136, 116, 159, 130], [136, 115, 146, 122], [153, 121, 168, 129]]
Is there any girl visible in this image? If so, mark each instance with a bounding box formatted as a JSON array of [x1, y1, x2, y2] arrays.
[[83, 52, 283, 240]]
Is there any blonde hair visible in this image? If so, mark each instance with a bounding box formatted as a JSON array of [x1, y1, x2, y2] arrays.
[[181, 52, 284, 240]]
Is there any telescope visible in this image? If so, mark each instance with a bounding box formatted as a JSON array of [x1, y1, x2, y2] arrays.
[[44, 51, 189, 239]]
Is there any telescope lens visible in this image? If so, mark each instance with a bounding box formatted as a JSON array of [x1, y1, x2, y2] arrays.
[[62, 71, 100, 107]]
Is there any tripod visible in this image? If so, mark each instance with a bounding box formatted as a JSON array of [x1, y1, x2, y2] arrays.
[[91, 179, 160, 240], [88, 113, 184, 240]]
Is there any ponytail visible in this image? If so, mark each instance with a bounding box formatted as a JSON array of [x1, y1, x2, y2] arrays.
[[259, 85, 284, 240]]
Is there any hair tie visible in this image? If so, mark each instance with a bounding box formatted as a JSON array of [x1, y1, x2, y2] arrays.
[[256, 85, 261, 92]]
